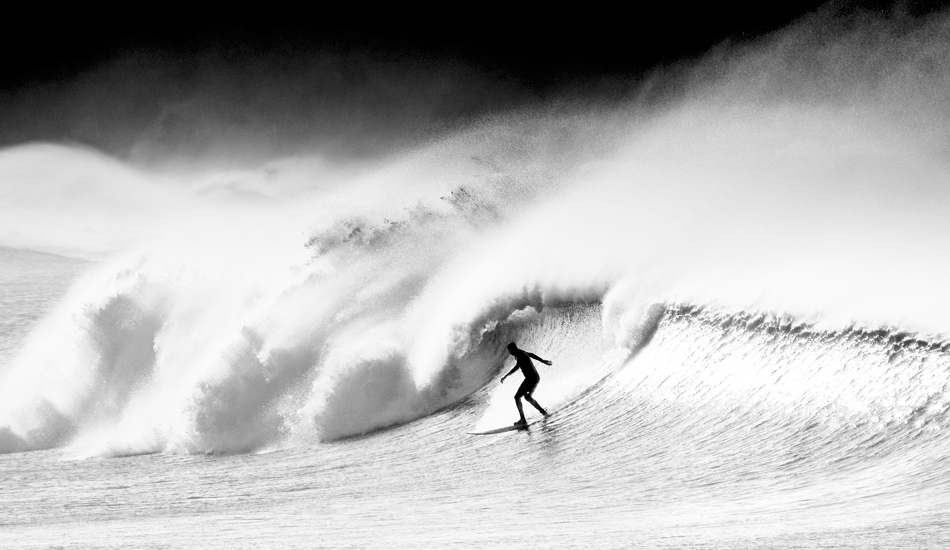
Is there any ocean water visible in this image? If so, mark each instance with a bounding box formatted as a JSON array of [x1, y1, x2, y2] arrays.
[[4, 10, 950, 549], [3, 277, 950, 548], [0, 248, 88, 368]]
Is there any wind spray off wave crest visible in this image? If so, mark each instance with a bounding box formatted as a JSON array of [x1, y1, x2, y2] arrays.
[[0, 137, 588, 455]]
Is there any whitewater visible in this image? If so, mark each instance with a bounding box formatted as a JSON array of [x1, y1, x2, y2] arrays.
[[3, 10, 950, 549]]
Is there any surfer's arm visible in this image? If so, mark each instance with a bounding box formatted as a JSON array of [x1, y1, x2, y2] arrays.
[[527, 352, 553, 366], [500, 364, 520, 383]]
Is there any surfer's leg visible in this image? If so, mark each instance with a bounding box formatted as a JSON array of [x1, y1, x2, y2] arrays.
[[516, 378, 543, 421], [514, 396, 526, 425], [514, 380, 531, 424], [524, 394, 548, 416]]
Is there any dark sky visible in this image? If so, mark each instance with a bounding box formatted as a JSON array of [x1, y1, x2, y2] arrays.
[[2, 3, 845, 92], [0, 1, 941, 162]]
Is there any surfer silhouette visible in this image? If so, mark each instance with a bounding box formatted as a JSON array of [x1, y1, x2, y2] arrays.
[[500, 342, 552, 427]]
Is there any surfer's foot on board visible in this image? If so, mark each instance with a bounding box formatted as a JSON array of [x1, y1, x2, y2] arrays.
[[513, 419, 527, 428], [540, 408, 549, 416]]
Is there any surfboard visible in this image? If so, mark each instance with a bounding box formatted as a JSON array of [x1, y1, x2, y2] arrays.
[[466, 378, 595, 436], [467, 423, 529, 436], [467, 415, 547, 436]]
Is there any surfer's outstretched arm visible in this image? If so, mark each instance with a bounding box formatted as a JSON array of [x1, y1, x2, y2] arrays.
[[500, 364, 520, 383], [527, 352, 553, 365]]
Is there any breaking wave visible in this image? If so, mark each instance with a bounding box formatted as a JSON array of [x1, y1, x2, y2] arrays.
[[2, 8, 950, 459]]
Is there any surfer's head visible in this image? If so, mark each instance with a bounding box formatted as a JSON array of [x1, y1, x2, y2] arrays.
[[507, 342, 518, 354]]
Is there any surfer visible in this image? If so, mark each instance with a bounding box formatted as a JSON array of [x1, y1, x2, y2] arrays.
[[500, 342, 552, 427]]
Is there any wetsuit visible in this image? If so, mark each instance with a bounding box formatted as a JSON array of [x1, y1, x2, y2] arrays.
[[512, 349, 540, 398]]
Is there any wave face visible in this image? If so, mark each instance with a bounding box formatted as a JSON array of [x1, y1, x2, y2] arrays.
[[1, 10, 950, 462], [591, 307, 950, 536]]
